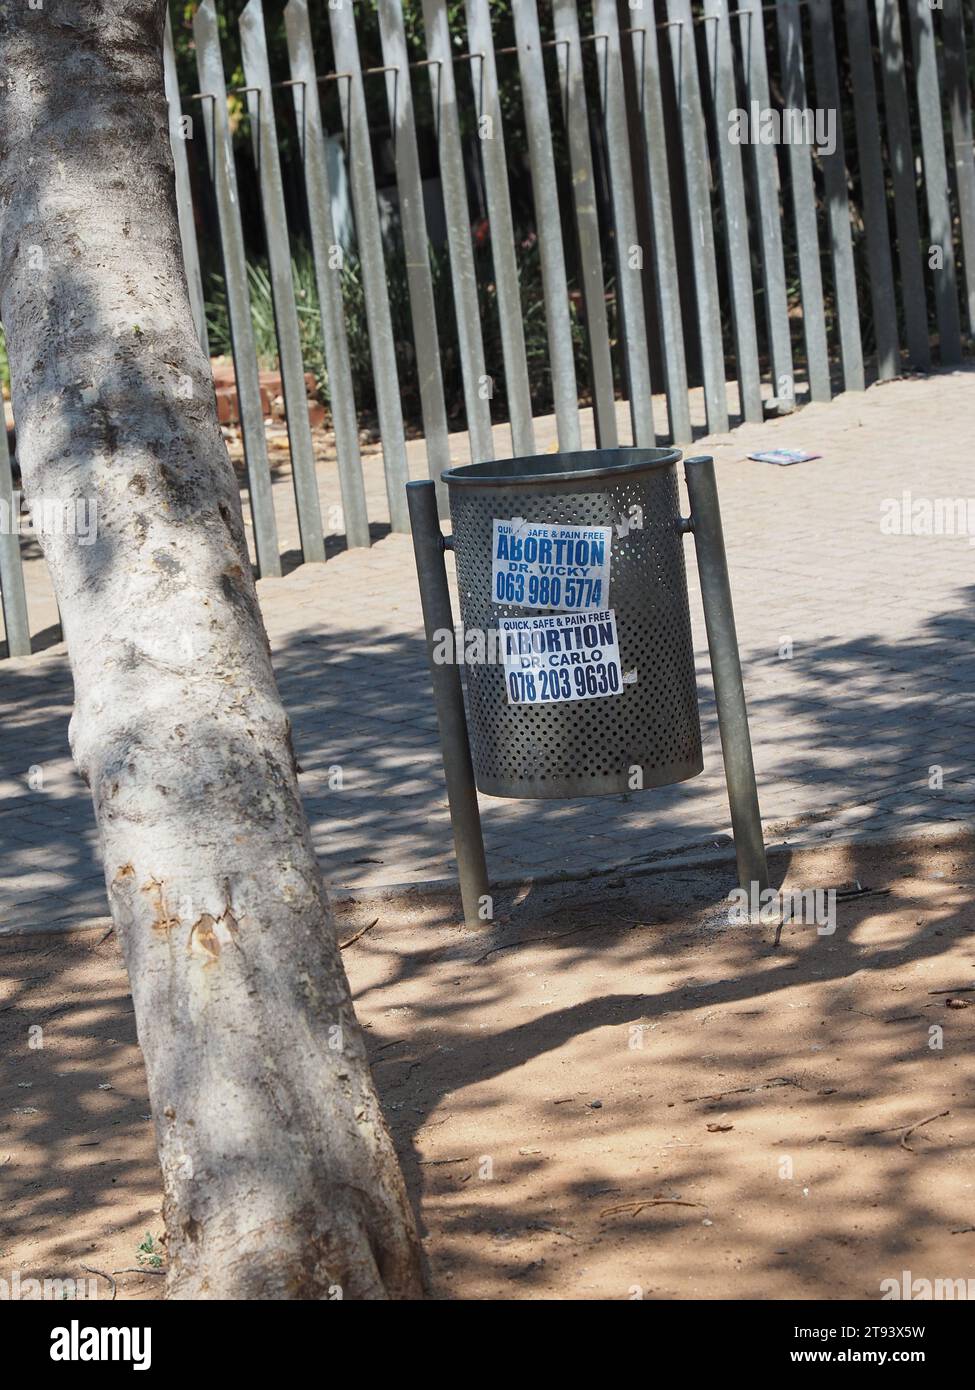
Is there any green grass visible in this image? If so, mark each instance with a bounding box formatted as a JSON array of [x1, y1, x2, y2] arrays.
[[136, 1232, 165, 1269]]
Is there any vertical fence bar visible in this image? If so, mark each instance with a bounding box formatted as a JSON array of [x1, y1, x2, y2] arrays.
[[664, 0, 729, 434], [283, 0, 370, 551], [775, 0, 831, 403], [873, 0, 931, 371], [420, 0, 495, 465], [164, 12, 209, 360], [510, 0, 582, 450], [807, 0, 865, 393], [551, 0, 618, 448], [240, 0, 326, 565], [942, 0, 975, 339], [906, 0, 962, 364], [842, 0, 900, 380], [375, 0, 451, 508], [734, 0, 794, 405], [328, 0, 411, 532], [590, 0, 655, 445], [464, 0, 536, 457], [193, 0, 281, 579], [626, 5, 691, 445], [702, 0, 763, 423], [0, 415, 29, 658]]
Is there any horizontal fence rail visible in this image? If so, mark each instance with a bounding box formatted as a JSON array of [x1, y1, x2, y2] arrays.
[[2, 0, 973, 658]]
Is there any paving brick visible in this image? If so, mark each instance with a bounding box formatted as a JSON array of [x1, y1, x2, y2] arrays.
[[2, 372, 975, 928]]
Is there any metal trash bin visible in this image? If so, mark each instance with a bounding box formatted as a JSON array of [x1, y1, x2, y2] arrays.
[[442, 448, 703, 799], [407, 450, 766, 926]]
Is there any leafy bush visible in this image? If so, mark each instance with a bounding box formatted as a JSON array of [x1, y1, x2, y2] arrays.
[[205, 254, 321, 381], [203, 229, 610, 435]]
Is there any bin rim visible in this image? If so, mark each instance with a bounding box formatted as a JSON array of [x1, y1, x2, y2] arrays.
[[441, 445, 683, 488]]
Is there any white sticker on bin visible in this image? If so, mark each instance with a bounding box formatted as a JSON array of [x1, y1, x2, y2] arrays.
[[492, 518, 612, 611], [500, 609, 623, 706]]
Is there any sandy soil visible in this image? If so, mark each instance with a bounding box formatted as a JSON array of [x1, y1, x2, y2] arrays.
[[2, 835, 973, 1301]]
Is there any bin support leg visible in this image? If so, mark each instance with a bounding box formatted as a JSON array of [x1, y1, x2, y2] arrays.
[[407, 481, 490, 926], [684, 456, 769, 894]]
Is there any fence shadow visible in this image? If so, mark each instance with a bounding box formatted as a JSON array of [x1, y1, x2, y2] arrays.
[[0, 567, 971, 1294], [2, 573, 973, 930]]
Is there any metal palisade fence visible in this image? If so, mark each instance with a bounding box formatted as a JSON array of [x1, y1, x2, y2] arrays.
[[1, 0, 973, 656]]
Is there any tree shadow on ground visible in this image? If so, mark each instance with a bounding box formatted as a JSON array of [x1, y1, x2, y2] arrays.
[[4, 833, 971, 1298], [348, 838, 974, 1296], [1, 567, 972, 920], [0, 551, 971, 1296]]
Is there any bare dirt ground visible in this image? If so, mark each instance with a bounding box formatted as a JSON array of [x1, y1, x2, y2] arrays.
[[2, 834, 973, 1301]]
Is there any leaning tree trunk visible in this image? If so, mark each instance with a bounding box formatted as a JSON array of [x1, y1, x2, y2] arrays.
[[0, 1, 423, 1298]]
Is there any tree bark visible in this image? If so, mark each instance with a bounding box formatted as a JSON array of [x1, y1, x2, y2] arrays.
[[0, 0, 423, 1299]]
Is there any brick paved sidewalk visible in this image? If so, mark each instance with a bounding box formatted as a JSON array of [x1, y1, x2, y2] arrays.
[[2, 369, 973, 933]]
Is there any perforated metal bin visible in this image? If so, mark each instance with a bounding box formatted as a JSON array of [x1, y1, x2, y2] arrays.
[[442, 448, 703, 799]]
